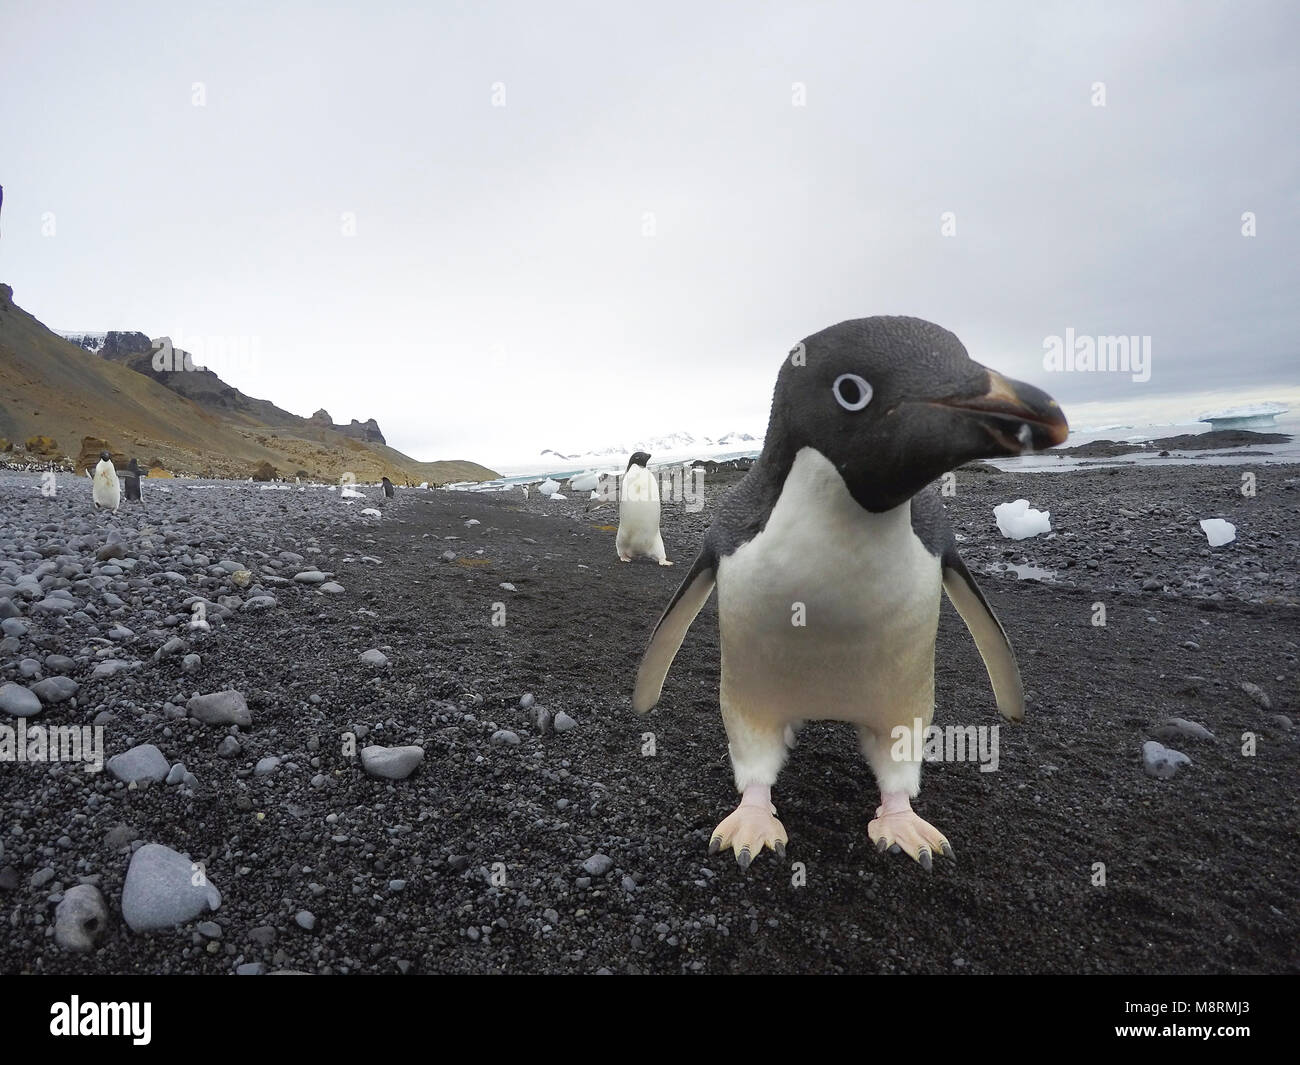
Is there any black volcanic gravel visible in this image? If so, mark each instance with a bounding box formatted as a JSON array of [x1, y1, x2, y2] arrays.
[[0, 464, 1296, 974]]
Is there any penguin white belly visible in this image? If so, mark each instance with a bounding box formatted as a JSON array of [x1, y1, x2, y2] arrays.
[[92, 462, 121, 512], [717, 448, 941, 734], [617, 465, 665, 559]]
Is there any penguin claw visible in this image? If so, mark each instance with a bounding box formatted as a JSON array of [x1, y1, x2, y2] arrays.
[[708, 804, 788, 870], [868, 807, 952, 870]]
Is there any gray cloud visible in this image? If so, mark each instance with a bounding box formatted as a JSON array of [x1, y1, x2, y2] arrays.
[[2, 0, 1296, 463]]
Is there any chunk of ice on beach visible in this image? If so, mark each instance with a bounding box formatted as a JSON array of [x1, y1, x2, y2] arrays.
[[569, 471, 600, 492], [993, 499, 1052, 539], [361, 507, 381, 517], [549, 492, 567, 500], [539, 478, 560, 496], [1199, 518, 1236, 546], [341, 485, 363, 498]]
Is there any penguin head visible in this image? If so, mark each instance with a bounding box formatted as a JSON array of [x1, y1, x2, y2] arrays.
[[770, 316, 1068, 512], [98, 450, 112, 462], [627, 451, 651, 471]]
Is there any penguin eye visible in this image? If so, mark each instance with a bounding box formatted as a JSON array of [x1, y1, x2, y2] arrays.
[[832, 373, 873, 412]]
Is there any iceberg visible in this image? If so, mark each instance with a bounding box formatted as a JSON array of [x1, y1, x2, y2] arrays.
[[539, 478, 561, 496], [993, 499, 1052, 539], [1197, 403, 1288, 430]]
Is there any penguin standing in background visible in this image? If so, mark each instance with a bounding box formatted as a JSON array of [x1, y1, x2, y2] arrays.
[[91, 451, 121, 513], [123, 459, 143, 503], [381, 476, 395, 499], [633, 317, 1068, 870], [616, 452, 672, 565]]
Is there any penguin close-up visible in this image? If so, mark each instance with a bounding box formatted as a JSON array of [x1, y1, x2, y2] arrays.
[[632, 316, 1068, 871], [616, 451, 672, 565], [91, 450, 121, 513]]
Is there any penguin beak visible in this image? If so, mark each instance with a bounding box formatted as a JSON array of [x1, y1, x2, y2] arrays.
[[929, 370, 1069, 453]]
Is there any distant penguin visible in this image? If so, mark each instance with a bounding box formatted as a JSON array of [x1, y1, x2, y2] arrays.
[[91, 451, 121, 512], [123, 458, 143, 502], [632, 317, 1068, 870], [616, 452, 672, 565], [381, 476, 395, 499]]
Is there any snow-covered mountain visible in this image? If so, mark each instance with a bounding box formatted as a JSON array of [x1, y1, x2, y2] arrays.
[[504, 430, 762, 475]]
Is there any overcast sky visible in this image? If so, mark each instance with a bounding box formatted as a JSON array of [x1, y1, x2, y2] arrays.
[[2, 0, 1297, 466]]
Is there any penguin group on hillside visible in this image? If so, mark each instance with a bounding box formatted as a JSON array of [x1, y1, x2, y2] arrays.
[[631, 316, 1067, 871]]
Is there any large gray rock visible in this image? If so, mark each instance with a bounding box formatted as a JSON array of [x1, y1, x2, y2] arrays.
[[54, 884, 109, 953], [360, 745, 424, 780], [31, 676, 79, 705], [107, 744, 171, 784], [0, 682, 41, 717], [187, 690, 252, 727], [121, 843, 222, 932]]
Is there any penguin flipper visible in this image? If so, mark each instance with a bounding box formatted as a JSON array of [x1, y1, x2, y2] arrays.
[[941, 550, 1025, 721], [632, 545, 717, 713]]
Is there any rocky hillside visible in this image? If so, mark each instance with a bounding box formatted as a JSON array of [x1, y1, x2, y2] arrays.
[[0, 284, 497, 484]]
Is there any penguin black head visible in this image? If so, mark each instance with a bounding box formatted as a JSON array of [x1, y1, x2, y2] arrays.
[[627, 452, 651, 471], [99, 450, 111, 462], [768, 316, 1068, 512]]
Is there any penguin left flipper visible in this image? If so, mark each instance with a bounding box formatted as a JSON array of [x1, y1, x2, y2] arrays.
[[911, 486, 1024, 721], [941, 551, 1025, 721], [632, 543, 717, 713]]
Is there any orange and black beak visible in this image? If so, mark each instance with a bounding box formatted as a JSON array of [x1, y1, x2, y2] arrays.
[[928, 369, 1069, 454]]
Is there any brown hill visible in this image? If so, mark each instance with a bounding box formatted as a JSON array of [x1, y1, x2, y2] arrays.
[[0, 283, 497, 484]]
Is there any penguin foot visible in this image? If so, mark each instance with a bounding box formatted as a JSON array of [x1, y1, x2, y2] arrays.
[[619, 555, 632, 562], [868, 795, 952, 871], [657, 559, 674, 566], [708, 801, 787, 870]]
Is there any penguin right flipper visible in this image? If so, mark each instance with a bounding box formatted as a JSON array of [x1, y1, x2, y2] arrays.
[[632, 543, 717, 713], [940, 549, 1025, 721]]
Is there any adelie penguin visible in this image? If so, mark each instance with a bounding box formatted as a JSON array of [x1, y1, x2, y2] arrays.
[[633, 317, 1068, 870], [616, 452, 672, 565], [91, 451, 121, 513], [122, 459, 143, 503], [381, 476, 395, 499]]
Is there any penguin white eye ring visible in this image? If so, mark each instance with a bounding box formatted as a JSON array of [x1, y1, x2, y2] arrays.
[[832, 373, 873, 411]]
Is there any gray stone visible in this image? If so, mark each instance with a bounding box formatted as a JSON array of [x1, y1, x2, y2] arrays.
[[254, 755, 281, 776], [187, 690, 252, 727], [359, 649, 389, 667], [491, 730, 520, 746], [295, 910, 317, 930], [553, 711, 577, 732], [54, 884, 108, 953], [1141, 740, 1191, 779], [31, 676, 78, 705], [1240, 682, 1272, 710], [121, 843, 222, 932], [319, 582, 345, 595], [582, 853, 613, 876], [0, 682, 41, 717], [360, 745, 424, 780], [1151, 718, 1215, 742], [107, 744, 171, 784]]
